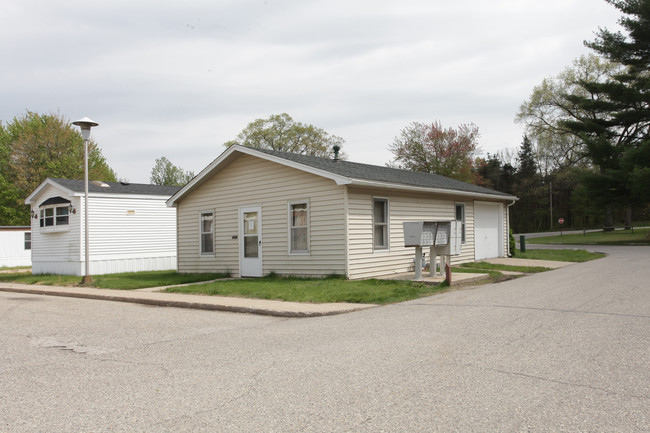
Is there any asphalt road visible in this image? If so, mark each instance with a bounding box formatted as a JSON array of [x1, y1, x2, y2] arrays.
[[1, 246, 648, 432]]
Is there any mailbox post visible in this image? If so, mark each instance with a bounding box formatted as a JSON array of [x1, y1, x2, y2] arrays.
[[403, 221, 462, 280]]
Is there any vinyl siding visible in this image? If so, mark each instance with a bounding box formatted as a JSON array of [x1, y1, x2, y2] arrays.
[[0, 230, 32, 267], [84, 195, 176, 258], [347, 187, 477, 279], [176, 154, 346, 276], [82, 195, 177, 274], [501, 202, 508, 256], [461, 200, 476, 263], [30, 184, 81, 273]]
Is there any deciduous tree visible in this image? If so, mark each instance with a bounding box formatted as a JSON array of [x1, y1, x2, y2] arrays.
[[388, 121, 481, 183], [225, 113, 346, 159], [516, 54, 622, 171], [0, 125, 24, 225], [1, 111, 117, 225], [150, 156, 194, 186]]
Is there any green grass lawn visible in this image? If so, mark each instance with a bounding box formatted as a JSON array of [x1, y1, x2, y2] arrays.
[[165, 274, 448, 305], [459, 249, 604, 271], [528, 228, 650, 245], [0, 270, 228, 290], [0, 249, 605, 304], [0, 273, 80, 286], [0, 266, 31, 271], [515, 249, 606, 262]]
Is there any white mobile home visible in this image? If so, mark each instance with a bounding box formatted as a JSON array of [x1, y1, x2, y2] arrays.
[[167, 145, 518, 279], [0, 226, 31, 268], [25, 178, 181, 276]]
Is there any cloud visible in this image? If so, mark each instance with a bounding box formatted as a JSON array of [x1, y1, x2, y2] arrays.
[[0, 0, 622, 182]]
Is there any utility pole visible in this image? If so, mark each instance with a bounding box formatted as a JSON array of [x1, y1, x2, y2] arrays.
[[549, 181, 553, 232]]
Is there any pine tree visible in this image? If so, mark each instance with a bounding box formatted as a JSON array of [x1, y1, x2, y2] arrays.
[[517, 136, 538, 180], [588, 0, 650, 209], [510, 136, 547, 233], [561, 0, 650, 228]]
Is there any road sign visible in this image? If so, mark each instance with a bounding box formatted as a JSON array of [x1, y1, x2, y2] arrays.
[[558, 218, 565, 224]]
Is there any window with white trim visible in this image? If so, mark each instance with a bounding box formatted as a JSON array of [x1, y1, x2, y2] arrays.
[[373, 198, 389, 249], [455, 203, 466, 243], [200, 211, 214, 255], [24, 232, 31, 250], [40, 206, 69, 227], [289, 201, 309, 254]]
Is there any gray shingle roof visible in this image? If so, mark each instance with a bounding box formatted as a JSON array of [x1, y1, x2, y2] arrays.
[[49, 178, 181, 196], [253, 147, 515, 199]]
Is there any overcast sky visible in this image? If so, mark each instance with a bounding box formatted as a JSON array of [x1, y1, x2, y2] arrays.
[[2, 0, 622, 183]]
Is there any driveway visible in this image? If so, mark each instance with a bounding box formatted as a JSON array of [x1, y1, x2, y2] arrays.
[[1, 246, 648, 432]]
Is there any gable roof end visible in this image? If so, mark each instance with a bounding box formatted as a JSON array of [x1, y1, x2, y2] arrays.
[[166, 145, 352, 207]]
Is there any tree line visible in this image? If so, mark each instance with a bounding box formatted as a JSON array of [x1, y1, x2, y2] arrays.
[[512, 0, 650, 231]]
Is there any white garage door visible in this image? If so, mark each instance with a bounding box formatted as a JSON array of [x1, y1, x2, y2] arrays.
[[474, 202, 502, 260]]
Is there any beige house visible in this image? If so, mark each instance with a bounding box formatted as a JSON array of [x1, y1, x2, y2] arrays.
[[167, 145, 518, 279]]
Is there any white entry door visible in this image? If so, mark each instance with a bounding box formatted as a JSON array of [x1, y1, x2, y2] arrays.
[[240, 206, 262, 277]]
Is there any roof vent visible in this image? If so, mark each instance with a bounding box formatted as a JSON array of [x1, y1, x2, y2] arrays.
[[333, 145, 341, 162], [91, 180, 110, 188], [120, 181, 130, 186]]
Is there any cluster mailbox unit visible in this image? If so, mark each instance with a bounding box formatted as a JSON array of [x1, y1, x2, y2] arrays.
[[402, 220, 462, 280]]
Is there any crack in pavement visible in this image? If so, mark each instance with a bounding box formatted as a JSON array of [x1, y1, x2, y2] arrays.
[[471, 364, 650, 400], [401, 302, 650, 319]]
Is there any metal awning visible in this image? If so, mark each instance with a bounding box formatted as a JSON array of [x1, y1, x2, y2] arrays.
[[39, 196, 71, 207]]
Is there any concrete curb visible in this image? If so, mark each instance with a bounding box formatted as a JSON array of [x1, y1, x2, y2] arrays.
[[0, 284, 377, 318]]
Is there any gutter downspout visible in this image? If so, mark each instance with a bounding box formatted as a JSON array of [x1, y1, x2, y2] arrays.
[[343, 185, 350, 279], [507, 199, 516, 257]]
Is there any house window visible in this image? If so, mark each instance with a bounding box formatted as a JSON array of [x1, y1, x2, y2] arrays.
[[455, 203, 466, 243], [39, 206, 69, 228], [24, 232, 31, 250], [56, 206, 69, 225], [373, 198, 389, 249], [289, 201, 309, 254], [200, 211, 214, 255]]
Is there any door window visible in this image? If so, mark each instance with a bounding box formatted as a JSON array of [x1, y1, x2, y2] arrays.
[[243, 211, 259, 258]]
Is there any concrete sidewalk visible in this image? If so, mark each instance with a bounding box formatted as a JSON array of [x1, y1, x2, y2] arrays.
[[482, 257, 574, 269], [0, 258, 574, 317], [381, 271, 491, 284], [0, 282, 377, 318]]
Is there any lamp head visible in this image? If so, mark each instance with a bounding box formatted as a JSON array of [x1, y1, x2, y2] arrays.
[[72, 117, 99, 141]]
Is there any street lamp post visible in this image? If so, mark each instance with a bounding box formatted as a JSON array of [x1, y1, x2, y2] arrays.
[[72, 117, 99, 285]]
